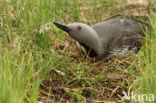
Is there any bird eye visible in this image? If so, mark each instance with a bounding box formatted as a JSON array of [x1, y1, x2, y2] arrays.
[[77, 26, 81, 30]]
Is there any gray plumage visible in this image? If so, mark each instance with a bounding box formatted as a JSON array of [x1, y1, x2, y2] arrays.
[[53, 18, 148, 62]]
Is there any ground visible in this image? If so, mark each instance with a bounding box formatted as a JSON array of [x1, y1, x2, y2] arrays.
[[38, 26, 141, 103], [38, 0, 154, 102]]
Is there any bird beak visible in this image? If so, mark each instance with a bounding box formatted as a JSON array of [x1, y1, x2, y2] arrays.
[[53, 22, 72, 32]]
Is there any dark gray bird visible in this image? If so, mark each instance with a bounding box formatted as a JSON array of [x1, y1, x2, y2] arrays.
[[53, 18, 148, 62]]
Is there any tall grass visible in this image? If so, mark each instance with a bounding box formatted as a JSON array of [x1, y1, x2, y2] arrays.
[[0, 0, 69, 103], [139, 17, 156, 103]]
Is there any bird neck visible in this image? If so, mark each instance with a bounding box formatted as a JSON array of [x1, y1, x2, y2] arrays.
[[83, 28, 103, 56]]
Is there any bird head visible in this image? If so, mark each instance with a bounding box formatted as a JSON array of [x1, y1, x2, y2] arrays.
[[53, 22, 96, 42], [53, 22, 103, 57]]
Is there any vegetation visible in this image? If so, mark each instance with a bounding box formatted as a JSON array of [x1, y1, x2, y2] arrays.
[[0, 0, 155, 103]]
